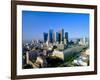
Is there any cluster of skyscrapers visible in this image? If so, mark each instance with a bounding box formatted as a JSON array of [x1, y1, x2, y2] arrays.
[[43, 29, 68, 44]]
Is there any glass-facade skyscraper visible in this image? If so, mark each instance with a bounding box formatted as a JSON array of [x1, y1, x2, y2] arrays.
[[61, 29, 64, 43], [49, 29, 53, 43], [43, 32, 48, 43], [43, 29, 68, 44], [65, 32, 68, 44], [56, 32, 60, 43]]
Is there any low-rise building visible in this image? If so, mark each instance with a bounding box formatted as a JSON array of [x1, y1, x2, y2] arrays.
[[57, 44, 64, 50], [52, 49, 64, 60]]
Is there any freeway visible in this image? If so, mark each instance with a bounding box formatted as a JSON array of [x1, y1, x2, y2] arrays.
[[64, 45, 86, 57]]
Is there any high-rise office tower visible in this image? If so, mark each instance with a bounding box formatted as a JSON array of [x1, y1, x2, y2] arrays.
[[56, 32, 60, 43], [60, 29, 64, 44], [53, 32, 56, 42], [65, 32, 68, 44], [48, 29, 53, 43], [43, 32, 48, 43]]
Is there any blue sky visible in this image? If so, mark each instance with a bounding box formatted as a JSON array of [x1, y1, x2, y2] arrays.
[[22, 11, 89, 40]]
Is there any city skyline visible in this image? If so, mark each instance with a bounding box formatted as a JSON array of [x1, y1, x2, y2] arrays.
[[43, 29, 68, 44], [22, 11, 89, 41]]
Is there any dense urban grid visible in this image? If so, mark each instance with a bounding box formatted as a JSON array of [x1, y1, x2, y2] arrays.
[[22, 29, 89, 69]]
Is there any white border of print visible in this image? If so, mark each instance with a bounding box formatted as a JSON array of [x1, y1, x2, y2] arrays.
[[17, 5, 94, 75]]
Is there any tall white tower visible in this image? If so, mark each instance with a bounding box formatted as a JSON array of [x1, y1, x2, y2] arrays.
[[26, 51, 29, 64]]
